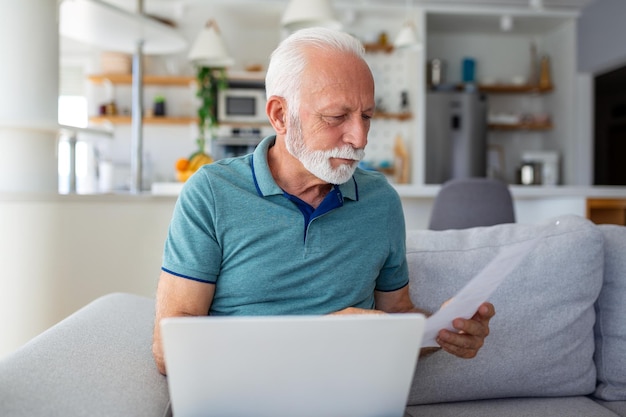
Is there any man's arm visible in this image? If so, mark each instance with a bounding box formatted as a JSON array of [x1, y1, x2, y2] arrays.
[[152, 270, 215, 375]]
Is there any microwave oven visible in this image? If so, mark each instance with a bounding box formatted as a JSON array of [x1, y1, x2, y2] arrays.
[[217, 81, 268, 124]]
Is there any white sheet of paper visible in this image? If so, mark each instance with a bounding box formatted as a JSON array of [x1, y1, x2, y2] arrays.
[[422, 237, 539, 347]]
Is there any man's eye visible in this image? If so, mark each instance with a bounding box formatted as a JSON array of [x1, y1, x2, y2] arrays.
[[362, 114, 372, 121], [324, 115, 345, 123]]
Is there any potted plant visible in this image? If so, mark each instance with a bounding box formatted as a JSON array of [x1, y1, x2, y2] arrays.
[[174, 67, 227, 182], [195, 66, 228, 152], [153, 95, 166, 117]]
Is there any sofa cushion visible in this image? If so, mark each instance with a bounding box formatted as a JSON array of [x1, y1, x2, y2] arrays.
[[594, 225, 626, 401], [405, 215, 603, 404], [595, 400, 626, 417]]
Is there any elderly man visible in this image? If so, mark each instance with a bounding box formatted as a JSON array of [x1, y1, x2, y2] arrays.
[[152, 27, 494, 375]]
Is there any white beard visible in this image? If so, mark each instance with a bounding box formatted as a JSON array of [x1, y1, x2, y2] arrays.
[[285, 116, 365, 185]]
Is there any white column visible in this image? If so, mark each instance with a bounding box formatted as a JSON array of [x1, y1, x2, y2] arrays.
[[0, 0, 59, 193]]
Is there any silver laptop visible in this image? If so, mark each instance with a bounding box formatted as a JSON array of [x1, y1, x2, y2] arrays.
[[161, 313, 425, 417]]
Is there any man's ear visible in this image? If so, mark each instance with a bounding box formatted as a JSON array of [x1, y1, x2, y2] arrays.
[[266, 96, 287, 134]]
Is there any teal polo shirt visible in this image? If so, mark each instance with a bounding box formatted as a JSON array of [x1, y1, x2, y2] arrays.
[[162, 136, 408, 316]]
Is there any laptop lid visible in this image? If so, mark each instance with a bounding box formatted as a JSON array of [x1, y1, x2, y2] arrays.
[[161, 314, 425, 417]]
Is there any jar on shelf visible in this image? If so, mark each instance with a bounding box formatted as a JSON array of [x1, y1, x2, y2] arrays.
[[539, 55, 552, 89]]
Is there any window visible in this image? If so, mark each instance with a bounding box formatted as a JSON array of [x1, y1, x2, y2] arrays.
[[58, 64, 88, 127], [58, 64, 91, 193], [58, 95, 88, 128]]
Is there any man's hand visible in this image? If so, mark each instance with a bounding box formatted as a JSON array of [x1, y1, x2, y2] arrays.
[[436, 302, 495, 359]]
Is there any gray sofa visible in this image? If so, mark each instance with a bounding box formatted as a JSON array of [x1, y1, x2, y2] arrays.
[[0, 214, 624, 417]]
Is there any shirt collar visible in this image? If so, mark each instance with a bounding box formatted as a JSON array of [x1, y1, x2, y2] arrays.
[[251, 135, 359, 202]]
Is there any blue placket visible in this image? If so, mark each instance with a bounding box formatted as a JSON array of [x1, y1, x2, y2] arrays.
[[283, 185, 344, 241]]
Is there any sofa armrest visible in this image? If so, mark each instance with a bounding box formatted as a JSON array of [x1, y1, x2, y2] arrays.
[[0, 293, 169, 417]]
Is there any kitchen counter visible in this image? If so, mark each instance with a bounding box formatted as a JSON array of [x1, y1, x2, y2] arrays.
[[149, 182, 626, 229], [395, 184, 626, 199], [0, 191, 177, 203], [393, 184, 626, 229], [0, 193, 177, 358]]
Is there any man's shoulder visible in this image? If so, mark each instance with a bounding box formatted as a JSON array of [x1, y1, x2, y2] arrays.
[[350, 167, 402, 206], [196, 154, 253, 181], [207, 153, 252, 171], [180, 154, 254, 197], [353, 167, 396, 191], [354, 166, 387, 180]]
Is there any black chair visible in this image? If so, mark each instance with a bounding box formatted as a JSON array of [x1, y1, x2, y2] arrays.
[[428, 177, 516, 230]]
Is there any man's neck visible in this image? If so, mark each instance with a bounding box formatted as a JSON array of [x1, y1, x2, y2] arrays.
[[267, 138, 332, 208]]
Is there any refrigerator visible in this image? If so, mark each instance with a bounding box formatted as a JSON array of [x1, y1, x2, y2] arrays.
[[425, 91, 488, 184]]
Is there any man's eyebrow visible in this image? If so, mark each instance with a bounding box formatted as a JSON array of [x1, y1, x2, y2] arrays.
[[319, 104, 375, 114], [360, 106, 375, 116]]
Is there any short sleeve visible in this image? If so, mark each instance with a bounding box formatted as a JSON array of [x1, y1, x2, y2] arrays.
[[375, 187, 409, 292], [162, 169, 222, 283]]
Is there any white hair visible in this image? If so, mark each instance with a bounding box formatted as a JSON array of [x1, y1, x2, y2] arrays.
[[265, 27, 366, 118]]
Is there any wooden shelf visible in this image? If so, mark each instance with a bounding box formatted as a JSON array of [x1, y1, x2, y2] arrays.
[[478, 84, 554, 94], [88, 117, 276, 128], [90, 115, 196, 125], [373, 112, 412, 121], [88, 74, 195, 86], [364, 43, 394, 53], [489, 121, 553, 131], [587, 198, 626, 225]]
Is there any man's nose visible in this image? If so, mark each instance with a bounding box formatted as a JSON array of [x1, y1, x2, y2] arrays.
[[343, 116, 369, 149]]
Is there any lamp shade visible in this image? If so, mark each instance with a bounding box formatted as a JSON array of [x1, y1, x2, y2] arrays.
[[281, 0, 341, 32], [394, 21, 420, 50], [500, 15, 513, 32], [188, 19, 234, 67]]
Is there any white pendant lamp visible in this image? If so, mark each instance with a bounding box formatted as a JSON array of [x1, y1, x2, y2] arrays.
[[393, 0, 420, 50], [281, 0, 341, 32], [188, 19, 234, 68], [394, 21, 420, 50]]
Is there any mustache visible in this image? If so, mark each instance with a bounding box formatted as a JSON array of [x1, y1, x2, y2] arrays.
[[325, 147, 366, 161]]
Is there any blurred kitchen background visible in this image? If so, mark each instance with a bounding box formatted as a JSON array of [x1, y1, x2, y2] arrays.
[[49, 0, 622, 195]]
